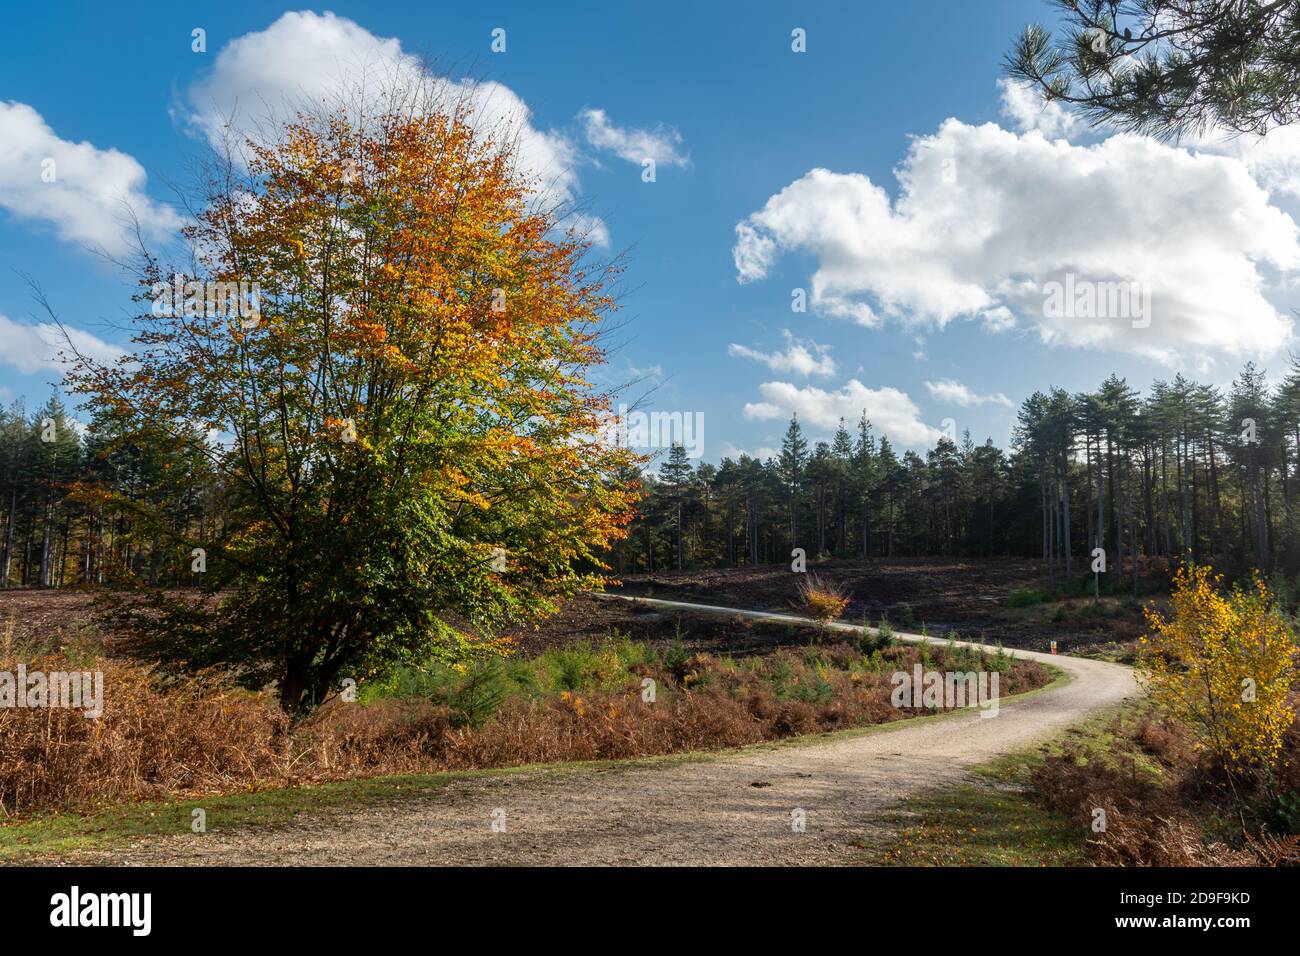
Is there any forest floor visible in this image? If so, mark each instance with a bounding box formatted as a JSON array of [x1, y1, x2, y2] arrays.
[[0, 556, 1159, 660], [0, 589, 104, 645], [611, 556, 1160, 658]]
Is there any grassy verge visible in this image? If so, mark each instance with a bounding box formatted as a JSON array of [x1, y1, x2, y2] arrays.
[[0, 758, 673, 864], [0, 751, 742, 863], [0, 773, 461, 863], [867, 704, 1130, 867], [2, 663, 1067, 864]]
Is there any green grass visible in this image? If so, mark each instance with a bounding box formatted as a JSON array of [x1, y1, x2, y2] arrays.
[[359, 631, 661, 723], [870, 783, 1085, 866], [0, 755, 702, 864], [363, 623, 1044, 721], [1075, 640, 1141, 665], [1005, 587, 1054, 608], [0, 773, 462, 863], [865, 703, 1132, 867]]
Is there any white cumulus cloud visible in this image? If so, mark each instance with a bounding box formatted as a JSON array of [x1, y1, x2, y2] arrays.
[[728, 330, 836, 377], [719, 442, 778, 462], [0, 312, 125, 376], [579, 108, 688, 168], [732, 115, 1300, 367], [743, 379, 942, 446], [925, 378, 1014, 409], [998, 79, 1079, 139], [1189, 125, 1300, 203], [0, 101, 180, 256], [185, 11, 602, 240]]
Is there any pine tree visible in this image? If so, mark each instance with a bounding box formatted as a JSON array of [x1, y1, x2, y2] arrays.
[[659, 443, 693, 570], [778, 415, 808, 552]]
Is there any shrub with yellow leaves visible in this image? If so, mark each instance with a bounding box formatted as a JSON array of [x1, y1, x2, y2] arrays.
[[797, 574, 851, 626], [1138, 564, 1297, 771]]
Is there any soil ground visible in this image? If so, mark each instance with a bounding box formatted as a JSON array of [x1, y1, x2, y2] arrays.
[[613, 557, 1155, 655], [0, 556, 1155, 658]]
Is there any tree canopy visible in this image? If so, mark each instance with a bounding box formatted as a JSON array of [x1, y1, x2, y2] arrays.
[[61, 92, 638, 714]]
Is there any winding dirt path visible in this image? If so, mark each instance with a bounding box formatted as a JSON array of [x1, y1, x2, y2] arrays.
[[57, 597, 1138, 866]]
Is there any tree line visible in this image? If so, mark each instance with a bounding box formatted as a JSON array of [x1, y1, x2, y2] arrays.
[[613, 360, 1300, 586], [6, 358, 1300, 592], [0, 396, 222, 589]]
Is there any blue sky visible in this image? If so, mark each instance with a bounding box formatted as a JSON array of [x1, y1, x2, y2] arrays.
[[3, 1, 1299, 462]]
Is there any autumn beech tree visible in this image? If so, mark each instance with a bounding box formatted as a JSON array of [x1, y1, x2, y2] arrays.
[[67, 93, 638, 715]]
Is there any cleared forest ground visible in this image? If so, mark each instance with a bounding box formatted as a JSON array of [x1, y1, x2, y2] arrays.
[[611, 557, 1155, 655], [0, 556, 1155, 659]]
